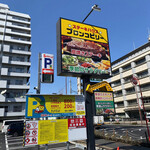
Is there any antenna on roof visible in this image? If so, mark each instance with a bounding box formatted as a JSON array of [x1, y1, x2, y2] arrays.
[[148, 28, 150, 41], [133, 42, 135, 50]]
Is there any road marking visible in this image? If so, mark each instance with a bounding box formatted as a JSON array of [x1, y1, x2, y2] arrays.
[[5, 134, 9, 150], [8, 141, 23, 145], [7, 138, 23, 142]]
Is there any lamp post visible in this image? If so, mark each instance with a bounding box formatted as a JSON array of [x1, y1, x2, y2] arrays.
[[82, 4, 101, 23], [80, 4, 101, 150]]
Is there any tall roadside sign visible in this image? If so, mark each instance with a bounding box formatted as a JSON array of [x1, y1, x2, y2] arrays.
[[57, 18, 112, 150], [41, 53, 54, 83]]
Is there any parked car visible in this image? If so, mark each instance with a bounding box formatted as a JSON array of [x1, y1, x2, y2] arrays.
[[1, 119, 25, 133], [7, 122, 24, 136]]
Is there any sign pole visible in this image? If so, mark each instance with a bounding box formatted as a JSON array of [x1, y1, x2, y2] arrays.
[[37, 53, 41, 94], [83, 76, 95, 150]]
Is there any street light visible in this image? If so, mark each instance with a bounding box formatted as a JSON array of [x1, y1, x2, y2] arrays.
[[82, 4, 101, 23], [80, 4, 101, 150], [77, 4, 101, 95]]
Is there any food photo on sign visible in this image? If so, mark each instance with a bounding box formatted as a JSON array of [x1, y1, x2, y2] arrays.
[[61, 36, 110, 74]]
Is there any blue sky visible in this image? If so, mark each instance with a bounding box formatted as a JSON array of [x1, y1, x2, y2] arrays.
[[1, 0, 150, 94]]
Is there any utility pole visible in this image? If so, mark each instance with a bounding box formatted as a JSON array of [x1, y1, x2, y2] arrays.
[[69, 79, 72, 94]]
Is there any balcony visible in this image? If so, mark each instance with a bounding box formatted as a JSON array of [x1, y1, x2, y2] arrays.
[[111, 74, 120, 82], [124, 82, 133, 89], [8, 84, 30, 90], [11, 49, 31, 56], [113, 85, 122, 91], [115, 108, 124, 113], [6, 111, 25, 117], [9, 72, 30, 77], [6, 97, 26, 102], [125, 93, 137, 100], [10, 61, 31, 66], [124, 105, 139, 111], [135, 64, 148, 73], [139, 77, 150, 85], [6, 22, 31, 31], [114, 96, 124, 102], [122, 70, 133, 78], [0, 35, 32, 45], [7, 15, 30, 25]]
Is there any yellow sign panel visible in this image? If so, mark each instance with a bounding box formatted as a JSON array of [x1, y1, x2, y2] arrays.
[[26, 95, 85, 118], [38, 119, 68, 145], [86, 81, 113, 93], [61, 18, 108, 43]]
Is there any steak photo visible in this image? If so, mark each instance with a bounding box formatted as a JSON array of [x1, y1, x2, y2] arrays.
[[66, 39, 106, 56]]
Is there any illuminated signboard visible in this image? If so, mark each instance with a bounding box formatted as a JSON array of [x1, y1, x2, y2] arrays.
[[41, 53, 54, 83], [57, 18, 111, 79], [94, 92, 115, 115], [25, 95, 85, 118]]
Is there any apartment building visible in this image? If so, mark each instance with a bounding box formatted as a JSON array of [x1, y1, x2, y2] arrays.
[[110, 41, 150, 119], [0, 3, 31, 120]]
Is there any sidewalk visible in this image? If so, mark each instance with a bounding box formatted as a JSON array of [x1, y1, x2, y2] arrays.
[[71, 138, 150, 150], [104, 120, 150, 126]]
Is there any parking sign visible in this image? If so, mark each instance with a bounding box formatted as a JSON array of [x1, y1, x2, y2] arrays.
[[41, 53, 54, 83]]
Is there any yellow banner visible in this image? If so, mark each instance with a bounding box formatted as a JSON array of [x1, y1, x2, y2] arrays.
[[38, 119, 68, 145], [45, 95, 76, 114], [61, 18, 108, 43]]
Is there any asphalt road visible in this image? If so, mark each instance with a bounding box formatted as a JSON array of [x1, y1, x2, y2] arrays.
[[2, 133, 84, 150], [98, 124, 150, 142]]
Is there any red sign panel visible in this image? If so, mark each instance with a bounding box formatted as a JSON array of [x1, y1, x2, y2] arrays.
[[68, 118, 86, 129]]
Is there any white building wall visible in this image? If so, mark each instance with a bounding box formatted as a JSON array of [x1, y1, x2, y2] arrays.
[[0, 3, 31, 120]]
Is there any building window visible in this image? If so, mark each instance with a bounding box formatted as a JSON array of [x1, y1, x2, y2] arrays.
[[112, 80, 121, 87], [135, 57, 145, 66], [12, 16, 29, 22], [15, 80, 23, 85], [10, 45, 25, 51], [143, 97, 150, 103], [11, 29, 29, 34], [116, 102, 124, 107], [112, 69, 119, 76], [122, 64, 131, 71], [114, 90, 122, 97], [11, 36, 29, 41], [137, 70, 148, 78], [126, 87, 135, 94], [12, 22, 29, 27], [16, 56, 25, 62], [128, 99, 137, 106], [140, 83, 150, 91], [124, 75, 132, 83], [16, 68, 24, 73], [13, 106, 22, 112]]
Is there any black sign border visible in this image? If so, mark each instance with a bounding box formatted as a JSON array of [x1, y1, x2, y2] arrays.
[[57, 17, 112, 79]]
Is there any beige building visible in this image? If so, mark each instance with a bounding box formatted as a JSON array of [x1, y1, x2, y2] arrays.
[[110, 41, 150, 119]]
